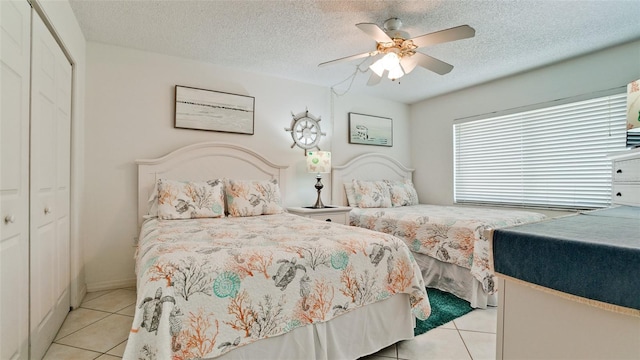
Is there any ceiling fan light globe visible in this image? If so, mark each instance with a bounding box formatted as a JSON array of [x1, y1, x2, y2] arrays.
[[381, 52, 400, 69], [388, 65, 404, 80], [369, 60, 386, 77]]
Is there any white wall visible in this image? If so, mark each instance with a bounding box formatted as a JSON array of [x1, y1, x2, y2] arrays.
[[34, 0, 86, 307], [83, 43, 410, 290], [331, 92, 412, 169], [410, 40, 640, 215]]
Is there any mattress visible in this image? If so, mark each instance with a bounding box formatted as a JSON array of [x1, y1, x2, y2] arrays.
[[492, 205, 640, 310], [124, 213, 430, 359], [350, 205, 546, 294]]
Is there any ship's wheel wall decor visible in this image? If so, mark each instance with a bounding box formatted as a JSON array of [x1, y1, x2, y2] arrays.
[[285, 109, 326, 152]]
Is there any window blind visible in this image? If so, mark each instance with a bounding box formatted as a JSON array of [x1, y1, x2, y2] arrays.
[[454, 92, 627, 209]]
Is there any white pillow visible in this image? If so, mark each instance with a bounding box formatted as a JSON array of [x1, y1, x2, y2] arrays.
[[344, 182, 357, 207], [145, 180, 159, 218], [352, 179, 392, 208], [157, 179, 225, 219], [225, 179, 284, 217], [385, 179, 419, 206]]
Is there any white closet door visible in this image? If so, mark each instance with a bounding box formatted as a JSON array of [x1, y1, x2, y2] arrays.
[[0, 1, 31, 359], [29, 10, 72, 360]]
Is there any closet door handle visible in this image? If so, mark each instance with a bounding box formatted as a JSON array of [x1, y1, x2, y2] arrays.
[[44, 207, 51, 215], [616, 169, 622, 174], [616, 192, 622, 197], [4, 215, 15, 224]]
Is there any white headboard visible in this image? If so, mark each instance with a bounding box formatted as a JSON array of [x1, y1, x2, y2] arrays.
[[331, 153, 414, 206], [136, 142, 288, 226]]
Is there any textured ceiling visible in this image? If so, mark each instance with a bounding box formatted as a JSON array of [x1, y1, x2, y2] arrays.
[[69, 0, 640, 104]]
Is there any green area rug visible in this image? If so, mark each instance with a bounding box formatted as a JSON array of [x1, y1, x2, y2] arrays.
[[414, 287, 473, 336]]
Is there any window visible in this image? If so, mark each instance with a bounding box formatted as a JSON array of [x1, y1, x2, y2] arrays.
[[454, 91, 627, 210]]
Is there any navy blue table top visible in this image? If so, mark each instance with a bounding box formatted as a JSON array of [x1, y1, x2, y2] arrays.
[[493, 206, 640, 310]]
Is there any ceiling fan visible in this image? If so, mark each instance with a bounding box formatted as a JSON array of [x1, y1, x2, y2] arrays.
[[319, 18, 475, 85]]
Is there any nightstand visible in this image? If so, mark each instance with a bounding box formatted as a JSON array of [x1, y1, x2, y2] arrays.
[[287, 206, 352, 225]]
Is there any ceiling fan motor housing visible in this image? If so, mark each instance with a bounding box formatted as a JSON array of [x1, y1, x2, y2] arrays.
[[383, 18, 410, 40]]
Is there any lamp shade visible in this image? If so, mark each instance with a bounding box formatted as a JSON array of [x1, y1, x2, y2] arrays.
[[307, 151, 331, 173]]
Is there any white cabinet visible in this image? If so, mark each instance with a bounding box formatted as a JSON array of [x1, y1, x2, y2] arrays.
[[496, 278, 640, 360], [610, 148, 640, 206], [1, 2, 72, 359]]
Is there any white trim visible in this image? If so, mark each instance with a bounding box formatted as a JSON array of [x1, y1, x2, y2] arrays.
[[86, 278, 137, 293]]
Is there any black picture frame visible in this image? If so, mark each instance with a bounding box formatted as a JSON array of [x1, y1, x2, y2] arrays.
[[174, 85, 255, 135], [348, 112, 393, 146]]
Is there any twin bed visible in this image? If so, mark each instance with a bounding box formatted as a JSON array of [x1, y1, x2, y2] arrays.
[[124, 143, 430, 360], [332, 153, 546, 308]]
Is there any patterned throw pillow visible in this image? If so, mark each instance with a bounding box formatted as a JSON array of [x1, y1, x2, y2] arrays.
[[157, 179, 225, 219], [352, 179, 392, 208], [344, 182, 357, 207], [225, 179, 284, 217], [385, 179, 419, 206]]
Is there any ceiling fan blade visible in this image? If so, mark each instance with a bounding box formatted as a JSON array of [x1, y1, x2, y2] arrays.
[[356, 23, 393, 43], [410, 25, 475, 48], [400, 56, 418, 74], [414, 52, 454, 75], [367, 70, 386, 86], [318, 51, 376, 67]]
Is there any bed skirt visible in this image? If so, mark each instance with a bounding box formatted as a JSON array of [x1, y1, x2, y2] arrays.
[[214, 294, 414, 360], [413, 253, 497, 309]]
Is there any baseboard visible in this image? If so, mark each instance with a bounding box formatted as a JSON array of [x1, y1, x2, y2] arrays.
[[86, 278, 136, 293], [72, 283, 87, 309]]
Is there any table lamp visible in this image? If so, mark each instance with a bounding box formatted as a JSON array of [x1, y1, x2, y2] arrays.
[[306, 151, 331, 208]]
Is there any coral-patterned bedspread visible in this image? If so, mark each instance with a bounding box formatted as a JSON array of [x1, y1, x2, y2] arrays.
[[350, 205, 546, 294], [124, 213, 430, 360]]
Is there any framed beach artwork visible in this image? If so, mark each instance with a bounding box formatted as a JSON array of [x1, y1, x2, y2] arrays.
[[348, 112, 393, 146], [175, 85, 255, 134]]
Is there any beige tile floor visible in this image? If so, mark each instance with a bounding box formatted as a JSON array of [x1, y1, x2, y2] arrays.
[[44, 288, 497, 360]]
